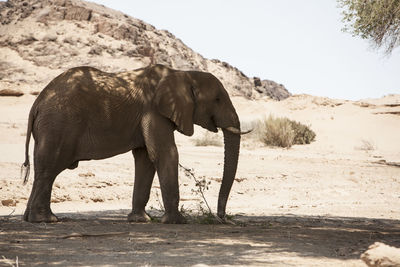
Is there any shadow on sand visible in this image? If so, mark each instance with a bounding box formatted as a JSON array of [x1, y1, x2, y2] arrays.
[[1, 210, 399, 266]]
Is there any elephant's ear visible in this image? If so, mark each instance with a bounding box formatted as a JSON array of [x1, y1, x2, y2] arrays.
[[154, 72, 195, 136]]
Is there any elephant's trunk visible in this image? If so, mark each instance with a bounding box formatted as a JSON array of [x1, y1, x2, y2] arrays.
[[217, 128, 241, 219]]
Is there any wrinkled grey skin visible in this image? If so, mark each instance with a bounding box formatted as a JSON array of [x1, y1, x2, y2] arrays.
[[22, 64, 241, 224]]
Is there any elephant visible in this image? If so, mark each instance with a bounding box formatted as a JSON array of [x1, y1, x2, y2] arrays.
[[21, 64, 247, 223]]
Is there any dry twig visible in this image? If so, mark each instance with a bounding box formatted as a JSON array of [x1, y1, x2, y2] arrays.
[[60, 231, 129, 239], [179, 163, 223, 223]]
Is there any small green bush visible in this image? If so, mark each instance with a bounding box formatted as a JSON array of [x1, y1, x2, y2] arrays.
[[254, 115, 316, 148], [289, 120, 316, 145]]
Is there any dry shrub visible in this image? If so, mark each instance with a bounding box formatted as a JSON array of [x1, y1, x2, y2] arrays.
[[193, 131, 222, 147], [252, 115, 316, 148], [355, 139, 376, 151]]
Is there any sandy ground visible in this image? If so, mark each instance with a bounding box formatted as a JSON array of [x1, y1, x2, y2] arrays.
[[1, 94, 400, 266]]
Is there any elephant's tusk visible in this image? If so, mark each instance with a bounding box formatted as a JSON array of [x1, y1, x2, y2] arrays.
[[240, 128, 253, 135], [224, 127, 253, 135]]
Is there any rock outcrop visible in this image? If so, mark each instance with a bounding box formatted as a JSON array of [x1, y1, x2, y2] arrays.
[[361, 242, 400, 267], [0, 0, 290, 100]]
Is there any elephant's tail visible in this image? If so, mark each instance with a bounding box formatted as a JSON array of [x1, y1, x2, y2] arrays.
[[21, 108, 34, 185]]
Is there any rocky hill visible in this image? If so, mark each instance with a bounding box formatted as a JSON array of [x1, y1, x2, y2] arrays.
[[0, 0, 290, 100]]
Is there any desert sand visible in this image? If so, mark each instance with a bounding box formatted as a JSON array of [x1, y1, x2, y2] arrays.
[[1, 92, 399, 266]]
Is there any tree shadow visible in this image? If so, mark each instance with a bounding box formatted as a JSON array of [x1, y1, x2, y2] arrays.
[[1, 210, 399, 266]]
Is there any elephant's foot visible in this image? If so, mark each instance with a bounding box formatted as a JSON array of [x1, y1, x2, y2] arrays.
[[161, 211, 187, 224], [128, 211, 151, 223], [24, 208, 58, 223]]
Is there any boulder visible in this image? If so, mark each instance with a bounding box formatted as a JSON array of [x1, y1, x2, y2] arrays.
[[361, 242, 400, 267], [254, 77, 262, 87], [64, 6, 92, 21]]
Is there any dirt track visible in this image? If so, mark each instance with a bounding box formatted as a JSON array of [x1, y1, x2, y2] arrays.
[[1, 210, 400, 266]]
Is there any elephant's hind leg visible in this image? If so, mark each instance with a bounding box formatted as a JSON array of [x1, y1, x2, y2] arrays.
[[128, 148, 156, 222], [24, 169, 60, 223], [24, 143, 69, 223]]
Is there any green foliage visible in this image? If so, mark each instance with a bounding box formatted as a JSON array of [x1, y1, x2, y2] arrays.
[[338, 0, 400, 54], [289, 119, 317, 145], [254, 115, 316, 148]]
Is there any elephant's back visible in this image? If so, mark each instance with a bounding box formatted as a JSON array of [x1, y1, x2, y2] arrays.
[[32, 66, 144, 133], [40, 66, 116, 96], [34, 66, 138, 110]]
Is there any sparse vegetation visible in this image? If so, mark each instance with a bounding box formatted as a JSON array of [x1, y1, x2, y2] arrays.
[[250, 115, 316, 148], [355, 139, 376, 152], [290, 120, 317, 145], [193, 131, 222, 147], [179, 164, 224, 224], [179, 204, 222, 224], [151, 164, 224, 224]]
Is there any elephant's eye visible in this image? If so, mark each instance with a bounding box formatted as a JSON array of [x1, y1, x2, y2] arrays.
[[216, 96, 221, 103]]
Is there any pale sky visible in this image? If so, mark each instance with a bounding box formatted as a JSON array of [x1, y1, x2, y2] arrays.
[[57, 1, 400, 99]]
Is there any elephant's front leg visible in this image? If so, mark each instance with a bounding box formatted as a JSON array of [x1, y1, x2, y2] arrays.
[[141, 112, 186, 224], [156, 144, 186, 224], [128, 148, 155, 222]]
